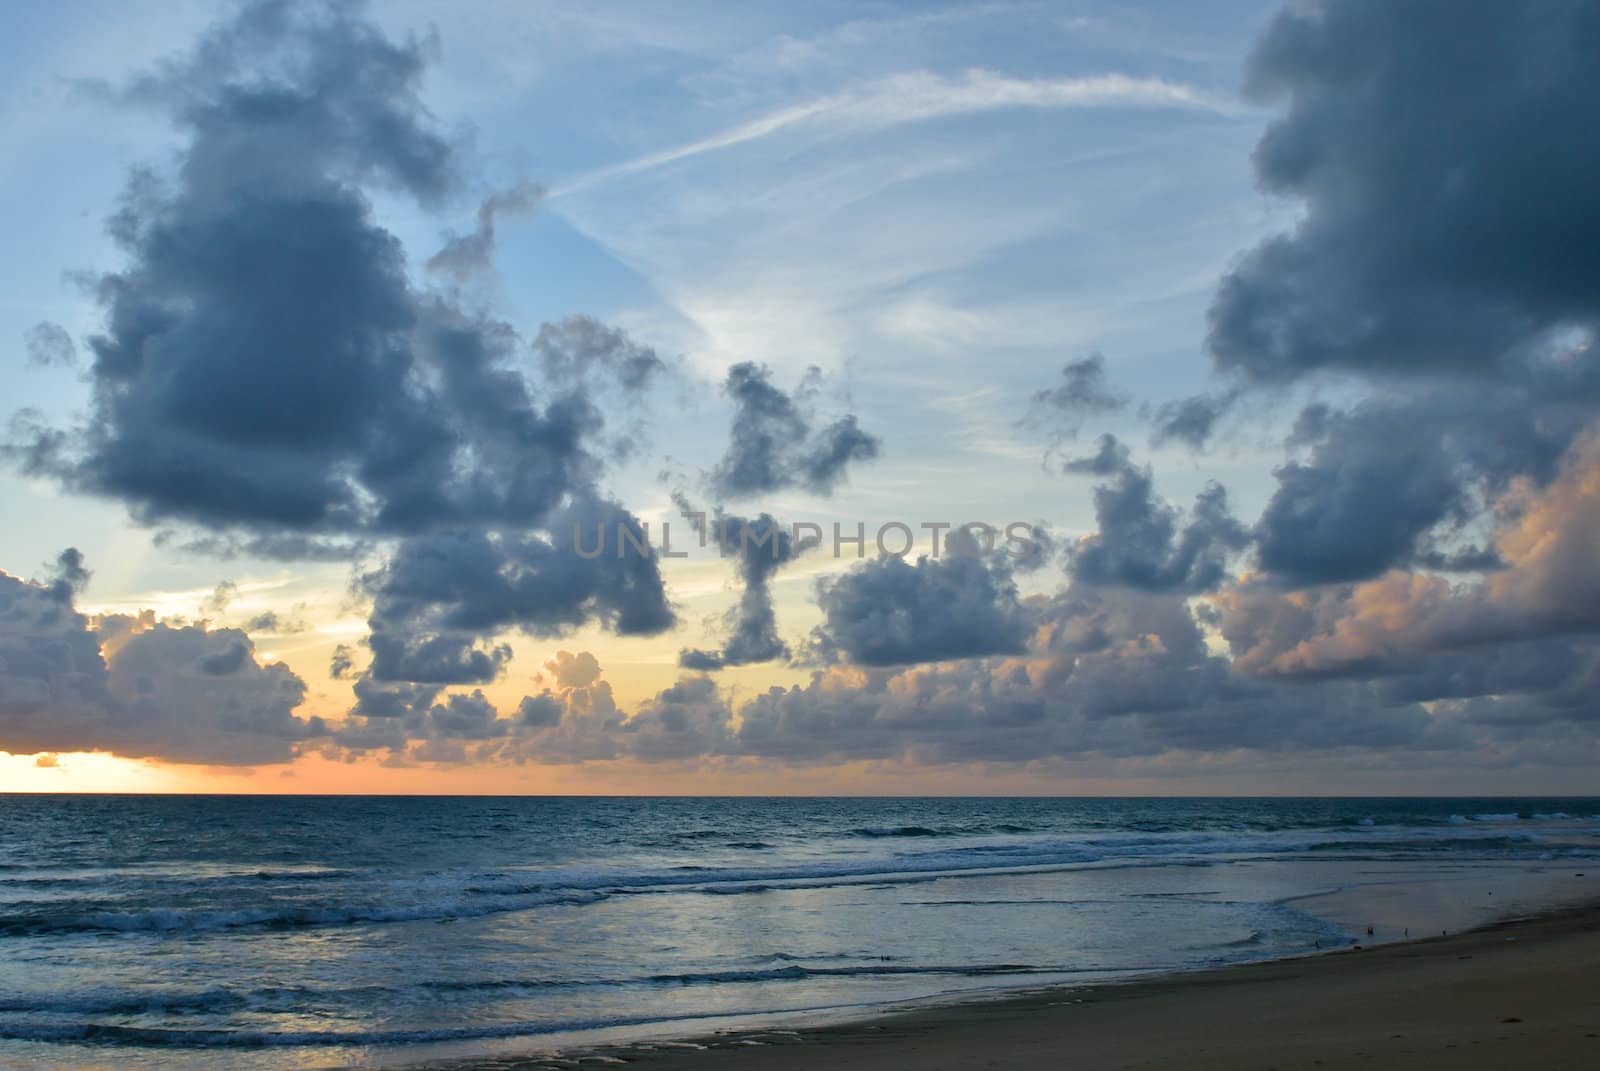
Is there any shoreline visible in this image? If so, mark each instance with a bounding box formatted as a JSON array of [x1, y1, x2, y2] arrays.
[[402, 902, 1600, 1071]]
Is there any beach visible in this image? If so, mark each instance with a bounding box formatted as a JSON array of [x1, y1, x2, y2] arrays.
[[436, 905, 1600, 1071]]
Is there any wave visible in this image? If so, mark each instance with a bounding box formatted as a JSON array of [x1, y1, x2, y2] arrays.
[[1306, 834, 1545, 853], [0, 960, 1133, 1049], [0, 887, 608, 937], [846, 822, 1037, 839], [4, 819, 1593, 939]]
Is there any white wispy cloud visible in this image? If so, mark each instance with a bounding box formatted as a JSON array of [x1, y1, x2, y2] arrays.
[[553, 69, 1235, 195]]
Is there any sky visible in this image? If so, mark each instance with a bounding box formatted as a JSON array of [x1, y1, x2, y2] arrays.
[[2, 0, 1597, 794]]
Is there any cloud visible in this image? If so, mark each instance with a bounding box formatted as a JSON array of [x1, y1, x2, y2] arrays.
[[24, 322, 76, 369], [806, 532, 1030, 667], [1, 3, 657, 558], [709, 362, 880, 499], [426, 179, 544, 281], [337, 560, 1598, 769], [1065, 435, 1247, 593], [1030, 353, 1128, 440], [1208, 0, 1600, 384], [1186, 0, 1600, 612], [202, 580, 238, 614], [0, 2, 694, 725], [1253, 406, 1467, 585], [677, 505, 812, 670], [1216, 426, 1600, 686], [242, 610, 308, 635], [606, 675, 733, 761], [556, 69, 1233, 194], [331, 650, 732, 766], [736, 586, 1465, 764], [0, 556, 321, 765], [1249, 352, 1600, 585], [1148, 390, 1237, 449], [360, 494, 675, 686], [46, 548, 91, 601]]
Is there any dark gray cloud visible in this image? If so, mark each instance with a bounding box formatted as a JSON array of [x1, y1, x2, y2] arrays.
[[324, 649, 731, 766], [242, 610, 308, 634], [0, 568, 113, 755], [807, 534, 1029, 667], [329, 643, 356, 680], [1254, 406, 1466, 585], [1218, 431, 1600, 684], [1066, 435, 1247, 593], [422, 690, 506, 740], [534, 315, 666, 395], [710, 362, 879, 499], [361, 494, 674, 686], [1061, 433, 1129, 477], [0, 559, 322, 765], [678, 504, 812, 670], [1031, 353, 1128, 439], [0, 2, 689, 718], [328, 567, 1600, 768], [607, 675, 732, 761], [2, 3, 656, 562], [1210, 0, 1600, 384], [158, 530, 372, 563], [46, 548, 91, 601], [1192, 1, 1600, 597], [735, 587, 1470, 764], [1148, 390, 1237, 449], [348, 676, 438, 721], [197, 640, 250, 676], [1252, 359, 1600, 585]]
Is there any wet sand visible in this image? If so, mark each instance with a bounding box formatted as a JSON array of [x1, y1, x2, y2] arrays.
[[416, 903, 1600, 1071]]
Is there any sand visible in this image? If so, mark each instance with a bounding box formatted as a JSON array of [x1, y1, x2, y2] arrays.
[[418, 904, 1600, 1071]]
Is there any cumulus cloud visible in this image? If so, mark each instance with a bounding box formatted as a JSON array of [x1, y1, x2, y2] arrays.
[[8, 0, 1599, 780], [678, 504, 812, 670], [736, 586, 1466, 764], [327, 584, 1596, 770], [1209, 0, 1600, 383], [806, 531, 1030, 667], [330, 649, 732, 766], [0, 2, 697, 721], [360, 494, 674, 686], [1218, 427, 1600, 685], [0, 556, 321, 764], [1183, 0, 1600, 604], [710, 362, 880, 499], [2, 2, 661, 568], [1250, 361, 1600, 585], [1065, 435, 1247, 593]]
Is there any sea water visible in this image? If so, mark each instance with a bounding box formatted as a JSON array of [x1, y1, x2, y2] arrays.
[[0, 795, 1596, 1069]]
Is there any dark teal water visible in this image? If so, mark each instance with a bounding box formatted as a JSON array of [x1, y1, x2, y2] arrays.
[[1, 796, 1596, 1068]]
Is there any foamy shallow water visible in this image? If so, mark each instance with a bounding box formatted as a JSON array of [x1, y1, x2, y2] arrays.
[[0, 796, 1596, 1069]]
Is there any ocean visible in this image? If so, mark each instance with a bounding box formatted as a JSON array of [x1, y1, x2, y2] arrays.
[[1, 795, 1596, 1069]]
